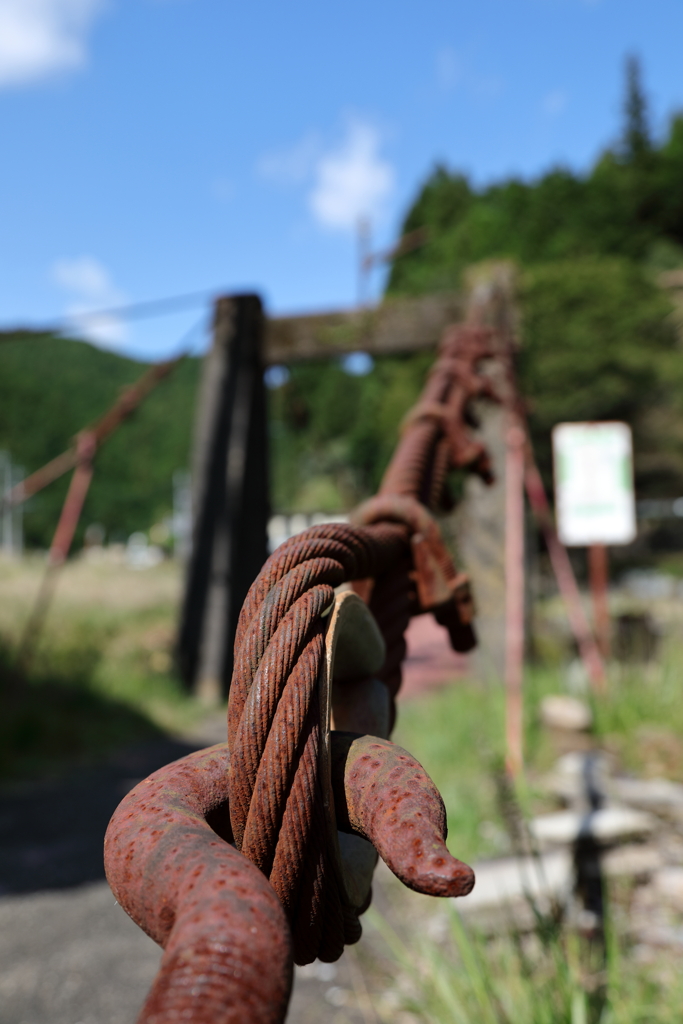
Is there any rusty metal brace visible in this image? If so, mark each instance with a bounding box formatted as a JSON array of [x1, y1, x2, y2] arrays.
[[351, 493, 475, 650], [16, 431, 97, 668]]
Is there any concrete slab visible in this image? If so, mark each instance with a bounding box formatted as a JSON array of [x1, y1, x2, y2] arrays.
[[456, 850, 573, 916], [530, 806, 656, 847]]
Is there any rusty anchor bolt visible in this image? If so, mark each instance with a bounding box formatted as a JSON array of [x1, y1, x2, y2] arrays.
[[331, 732, 475, 898]]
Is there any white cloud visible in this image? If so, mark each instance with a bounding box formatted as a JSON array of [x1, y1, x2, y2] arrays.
[[309, 120, 394, 232], [52, 255, 127, 348], [257, 118, 395, 233], [542, 89, 568, 117], [257, 133, 321, 185], [0, 0, 104, 88]]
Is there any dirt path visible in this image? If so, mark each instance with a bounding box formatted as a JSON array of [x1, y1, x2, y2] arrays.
[[0, 725, 390, 1024]]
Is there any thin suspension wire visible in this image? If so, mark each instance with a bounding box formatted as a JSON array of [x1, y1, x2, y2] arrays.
[[0, 287, 223, 339]]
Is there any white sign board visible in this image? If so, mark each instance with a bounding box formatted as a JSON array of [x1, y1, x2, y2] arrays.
[[552, 421, 636, 546]]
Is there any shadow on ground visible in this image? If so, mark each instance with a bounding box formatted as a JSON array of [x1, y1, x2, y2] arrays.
[[0, 737, 199, 895]]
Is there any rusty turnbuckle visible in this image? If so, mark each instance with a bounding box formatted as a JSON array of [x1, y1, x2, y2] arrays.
[[104, 324, 497, 1023]]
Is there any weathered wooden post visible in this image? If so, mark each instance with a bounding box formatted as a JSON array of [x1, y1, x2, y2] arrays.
[[177, 294, 269, 702]]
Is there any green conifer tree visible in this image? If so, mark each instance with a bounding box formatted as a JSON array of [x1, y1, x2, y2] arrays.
[[623, 54, 651, 164]]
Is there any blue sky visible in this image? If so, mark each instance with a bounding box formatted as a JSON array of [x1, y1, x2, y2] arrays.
[[1, 0, 682, 360]]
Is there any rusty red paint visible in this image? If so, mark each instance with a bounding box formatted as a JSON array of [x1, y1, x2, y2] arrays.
[[48, 432, 96, 566], [104, 745, 292, 1024], [332, 732, 474, 898]]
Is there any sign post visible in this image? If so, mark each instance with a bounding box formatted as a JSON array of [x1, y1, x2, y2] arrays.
[[552, 422, 637, 662], [588, 544, 610, 659]]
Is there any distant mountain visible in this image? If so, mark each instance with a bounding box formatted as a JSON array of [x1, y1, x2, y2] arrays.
[[0, 333, 200, 548], [4, 268, 681, 554], [0, 330, 443, 549]]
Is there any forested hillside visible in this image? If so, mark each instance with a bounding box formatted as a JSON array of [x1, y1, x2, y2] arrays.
[[388, 59, 683, 294], [373, 60, 683, 498], [0, 333, 200, 548], [0, 330, 437, 545], [267, 260, 682, 513]]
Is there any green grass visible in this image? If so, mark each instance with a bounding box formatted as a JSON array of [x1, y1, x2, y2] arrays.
[[394, 681, 507, 864], [394, 640, 683, 864], [591, 660, 683, 779], [0, 558, 204, 779], [392, 667, 585, 864], [384, 644, 683, 1023], [366, 900, 683, 1024]]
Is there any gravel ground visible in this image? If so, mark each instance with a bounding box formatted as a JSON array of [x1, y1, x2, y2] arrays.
[[0, 881, 381, 1024]]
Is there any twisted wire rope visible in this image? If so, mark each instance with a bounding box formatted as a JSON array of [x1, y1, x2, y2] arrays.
[[227, 522, 407, 963], [226, 326, 496, 964]]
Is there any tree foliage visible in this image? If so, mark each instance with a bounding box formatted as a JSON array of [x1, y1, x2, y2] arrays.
[[388, 60, 683, 296], [518, 259, 683, 495], [0, 334, 200, 548], [383, 59, 683, 502], [268, 353, 434, 513]]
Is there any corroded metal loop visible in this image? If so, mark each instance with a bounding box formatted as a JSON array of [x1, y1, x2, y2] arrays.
[[104, 731, 475, 1024], [104, 745, 293, 1024], [352, 493, 456, 596], [351, 493, 475, 652], [227, 522, 414, 965]]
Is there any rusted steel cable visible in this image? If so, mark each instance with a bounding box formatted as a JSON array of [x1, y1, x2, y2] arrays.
[[105, 321, 497, 1023], [380, 323, 497, 505], [228, 522, 408, 964], [105, 745, 293, 1024]]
